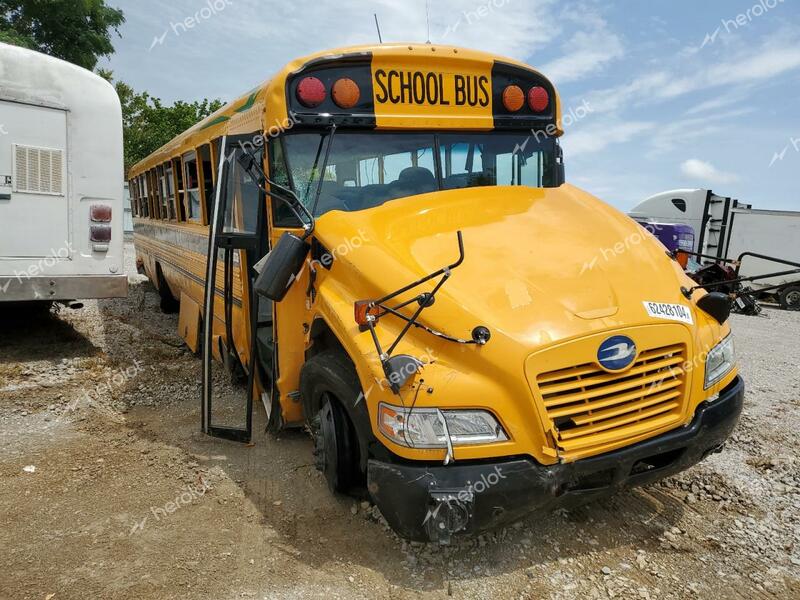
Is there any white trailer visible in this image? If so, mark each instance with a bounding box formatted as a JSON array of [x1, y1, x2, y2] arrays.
[[0, 43, 127, 305], [630, 189, 800, 310]]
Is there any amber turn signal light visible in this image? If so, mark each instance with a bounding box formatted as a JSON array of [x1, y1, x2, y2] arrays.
[[332, 77, 361, 109], [354, 300, 381, 326], [502, 85, 525, 112]]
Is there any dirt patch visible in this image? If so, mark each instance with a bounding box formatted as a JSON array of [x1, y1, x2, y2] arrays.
[[1, 244, 798, 599]]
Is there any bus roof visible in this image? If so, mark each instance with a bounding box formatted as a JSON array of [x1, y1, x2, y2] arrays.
[[130, 43, 561, 177]]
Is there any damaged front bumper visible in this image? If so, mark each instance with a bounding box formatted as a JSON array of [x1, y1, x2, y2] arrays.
[[367, 376, 744, 543]]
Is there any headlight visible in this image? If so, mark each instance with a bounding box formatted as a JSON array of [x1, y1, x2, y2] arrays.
[[704, 334, 736, 389], [378, 403, 508, 448]]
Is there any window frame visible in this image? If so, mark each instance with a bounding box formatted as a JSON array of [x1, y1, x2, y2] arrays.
[[198, 143, 215, 226], [182, 150, 202, 224]]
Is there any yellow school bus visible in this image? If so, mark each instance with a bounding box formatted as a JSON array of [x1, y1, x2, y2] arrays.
[[129, 43, 743, 543]]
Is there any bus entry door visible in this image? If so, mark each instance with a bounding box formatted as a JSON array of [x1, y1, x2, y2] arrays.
[[201, 135, 267, 442]]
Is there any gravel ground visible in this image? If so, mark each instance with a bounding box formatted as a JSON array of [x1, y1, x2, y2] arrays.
[[0, 243, 798, 599]]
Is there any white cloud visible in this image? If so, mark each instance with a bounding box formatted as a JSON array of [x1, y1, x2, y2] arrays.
[[648, 108, 755, 155], [563, 120, 655, 158], [541, 29, 624, 84], [680, 159, 739, 184], [539, 5, 624, 84], [583, 29, 800, 115]]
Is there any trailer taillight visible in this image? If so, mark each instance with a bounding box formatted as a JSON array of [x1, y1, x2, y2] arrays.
[[90, 225, 112, 243], [90, 205, 112, 222]]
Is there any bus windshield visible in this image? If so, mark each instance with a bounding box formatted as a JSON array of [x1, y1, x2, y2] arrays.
[[270, 131, 559, 225]]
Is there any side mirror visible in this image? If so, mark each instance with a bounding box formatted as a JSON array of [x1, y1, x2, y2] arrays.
[[253, 232, 309, 301], [382, 354, 423, 395], [697, 292, 731, 325]]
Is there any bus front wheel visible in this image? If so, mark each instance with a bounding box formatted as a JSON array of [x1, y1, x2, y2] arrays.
[[301, 350, 365, 494]]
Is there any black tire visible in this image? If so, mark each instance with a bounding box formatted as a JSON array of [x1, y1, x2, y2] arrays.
[[779, 285, 800, 311], [300, 350, 365, 493]]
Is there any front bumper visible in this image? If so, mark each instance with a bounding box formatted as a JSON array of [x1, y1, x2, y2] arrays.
[[368, 376, 744, 542]]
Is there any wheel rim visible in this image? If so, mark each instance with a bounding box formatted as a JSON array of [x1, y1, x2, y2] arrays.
[[787, 290, 800, 308], [313, 394, 357, 493]]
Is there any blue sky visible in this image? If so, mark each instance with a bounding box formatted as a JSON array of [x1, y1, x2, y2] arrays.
[[103, 0, 800, 211]]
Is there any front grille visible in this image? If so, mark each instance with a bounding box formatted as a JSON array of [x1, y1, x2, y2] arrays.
[[535, 344, 686, 457]]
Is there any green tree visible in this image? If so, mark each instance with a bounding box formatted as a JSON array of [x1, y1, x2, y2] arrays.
[[107, 74, 224, 173], [0, 0, 124, 70]]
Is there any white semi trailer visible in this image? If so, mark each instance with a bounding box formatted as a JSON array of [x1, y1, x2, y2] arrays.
[[630, 189, 800, 310], [0, 43, 127, 307]]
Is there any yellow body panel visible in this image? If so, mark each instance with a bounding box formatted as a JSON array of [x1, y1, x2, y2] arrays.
[[299, 185, 736, 465]]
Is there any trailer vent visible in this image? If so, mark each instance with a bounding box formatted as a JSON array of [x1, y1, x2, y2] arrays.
[[13, 145, 64, 195]]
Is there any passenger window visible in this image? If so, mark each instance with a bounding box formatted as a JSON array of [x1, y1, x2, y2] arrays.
[[198, 144, 215, 224], [139, 175, 149, 218], [183, 151, 201, 222], [134, 179, 142, 217], [173, 158, 185, 221], [149, 170, 161, 219], [128, 180, 137, 216], [164, 162, 177, 219]]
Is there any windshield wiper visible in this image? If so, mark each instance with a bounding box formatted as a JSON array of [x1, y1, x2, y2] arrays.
[[311, 123, 338, 216]]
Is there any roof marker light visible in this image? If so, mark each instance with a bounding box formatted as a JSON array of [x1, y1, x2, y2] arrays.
[[332, 77, 361, 109], [528, 86, 549, 112], [296, 76, 326, 108], [502, 85, 525, 112]]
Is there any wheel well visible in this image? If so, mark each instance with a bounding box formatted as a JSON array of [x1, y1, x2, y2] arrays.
[[154, 262, 175, 299], [307, 317, 346, 361]]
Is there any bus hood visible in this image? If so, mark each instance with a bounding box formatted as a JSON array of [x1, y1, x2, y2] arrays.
[[315, 184, 696, 348]]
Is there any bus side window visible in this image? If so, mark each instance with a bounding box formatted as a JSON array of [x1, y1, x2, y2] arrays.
[[140, 174, 149, 218], [148, 170, 159, 219], [183, 151, 201, 223], [164, 161, 177, 220], [198, 144, 214, 225], [173, 157, 185, 221], [157, 163, 175, 220], [133, 179, 141, 217], [128, 179, 137, 216]]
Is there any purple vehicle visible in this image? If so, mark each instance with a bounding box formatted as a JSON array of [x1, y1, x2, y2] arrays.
[[636, 221, 695, 255]]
